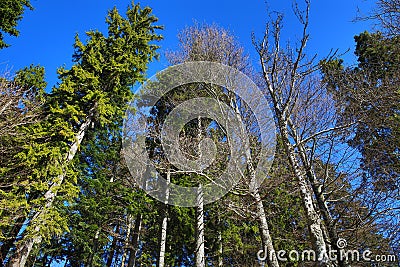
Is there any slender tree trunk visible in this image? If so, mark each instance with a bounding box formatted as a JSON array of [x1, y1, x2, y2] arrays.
[[121, 215, 133, 267], [231, 96, 280, 267], [127, 214, 142, 267], [253, 190, 280, 267], [217, 218, 223, 267], [87, 228, 100, 267], [279, 120, 331, 266], [106, 225, 120, 267], [106, 170, 120, 267], [247, 153, 279, 267], [296, 141, 345, 266], [7, 117, 92, 267], [258, 7, 334, 262], [195, 116, 205, 267], [260, 58, 332, 266], [158, 205, 168, 267], [196, 185, 205, 267], [248, 167, 279, 267], [287, 119, 345, 266], [158, 170, 170, 267]]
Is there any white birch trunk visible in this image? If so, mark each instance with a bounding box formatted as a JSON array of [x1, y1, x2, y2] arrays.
[[247, 153, 279, 267], [294, 135, 345, 266], [231, 96, 280, 267], [246, 158, 279, 267], [217, 226, 223, 267], [195, 116, 205, 267], [279, 122, 331, 266], [262, 65, 332, 265], [196, 185, 205, 267], [158, 170, 170, 267], [253, 190, 280, 267], [7, 117, 92, 267]]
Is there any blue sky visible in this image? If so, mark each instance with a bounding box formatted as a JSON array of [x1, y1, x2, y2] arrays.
[[0, 0, 375, 91]]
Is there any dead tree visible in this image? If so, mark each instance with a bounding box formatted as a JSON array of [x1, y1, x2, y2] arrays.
[[253, 1, 350, 265]]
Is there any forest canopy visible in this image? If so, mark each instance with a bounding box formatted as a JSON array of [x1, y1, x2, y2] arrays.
[[0, 0, 399, 266]]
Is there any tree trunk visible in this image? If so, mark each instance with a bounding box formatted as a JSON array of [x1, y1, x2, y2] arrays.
[[195, 116, 205, 267], [127, 214, 142, 267], [106, 225, 120, 267], [217, 219, 223, 267], [247, 151, 279, 267], [231, 97, 280, 267], [196, 185, 205, 267], [7, 117, 92, 267], [253, 190, 280, 267], [279, 121, 331, 266], [158, 170, 170, 267], [158, 205, 168, 267], [286, 118, 345, 266], [121, 215, 133, 267], [247, 163, 279, 267], [295, 138, 346, 266], [87, 228, 100, 267]]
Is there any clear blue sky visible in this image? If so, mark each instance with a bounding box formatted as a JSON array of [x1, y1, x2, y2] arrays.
[[0, 0, 375, 91]]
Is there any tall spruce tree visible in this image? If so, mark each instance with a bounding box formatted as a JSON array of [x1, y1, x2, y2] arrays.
[[0, 65, 46, 264], [0, 0, 33, 48], [4, 2, 162, 266], [321, 30, 400, 260]]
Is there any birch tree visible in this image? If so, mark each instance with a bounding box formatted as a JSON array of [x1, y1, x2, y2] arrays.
[[375, 0, 400, 35], [253, 1, 347, 265], [167, 23, 279, 267], [357, 0, 400, 36]]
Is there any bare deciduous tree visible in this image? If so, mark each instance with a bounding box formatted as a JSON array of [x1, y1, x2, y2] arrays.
[[253, 1, 350, 265], [356, 0, 400, 36], [167, 23, 279, 267]]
